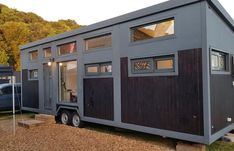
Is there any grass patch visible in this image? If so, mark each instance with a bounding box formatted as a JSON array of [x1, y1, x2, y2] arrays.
[[207, 141, 234, 151]]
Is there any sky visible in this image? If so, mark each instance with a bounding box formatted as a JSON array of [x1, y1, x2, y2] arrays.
[[0, 0, 233, 25]]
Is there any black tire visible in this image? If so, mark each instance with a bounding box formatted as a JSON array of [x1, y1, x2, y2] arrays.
[[71, 112, 84, 128], [60, 110, 72, 125]]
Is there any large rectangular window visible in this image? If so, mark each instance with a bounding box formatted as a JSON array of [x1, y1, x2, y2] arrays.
[[131, 55, 174, 74], [85, 34, 112, 50], [29, 50, 38, 61], [131, 18, 175, 42], [211, 50, 228, 72], [29, 69, 38, 80], [85, 62, 112, 76], [58, 61, 77, 103], [58, 42, 77, 55], [43, 47, 52, 58]]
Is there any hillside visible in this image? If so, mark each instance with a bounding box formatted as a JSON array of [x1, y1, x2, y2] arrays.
[[0, 4, 82, 71]]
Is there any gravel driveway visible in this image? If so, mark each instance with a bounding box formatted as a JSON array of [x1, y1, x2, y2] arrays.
[[0, 114, 176, 151]]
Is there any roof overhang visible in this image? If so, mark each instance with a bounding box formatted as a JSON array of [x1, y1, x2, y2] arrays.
[[20, 0, 233, 50]]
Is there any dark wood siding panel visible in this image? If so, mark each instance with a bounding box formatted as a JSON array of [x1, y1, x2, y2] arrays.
[[121, 48, 203, 135], [22, 69, 39, 109], [210, 75, 234, 134], [84, 78, 114, 121]]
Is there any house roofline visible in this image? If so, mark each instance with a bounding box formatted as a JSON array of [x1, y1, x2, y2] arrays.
[[20, 0, 233, 50]]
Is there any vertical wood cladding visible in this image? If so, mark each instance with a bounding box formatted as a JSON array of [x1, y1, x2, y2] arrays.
[[121, 48, 203, 135], [22, 69, 39, 109], [210, 75, 234, 134], [84, 78, 114, 121]]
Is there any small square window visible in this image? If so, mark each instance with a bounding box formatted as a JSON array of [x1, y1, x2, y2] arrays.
[[211, 50, 228, 71], [155, 57, 174, 71], [29, 51, 38, 61], [100, 63, 112, 74], [29, 69, 38, 80], [132, 59, 153, 73], [85, 65, 99, 75], [43, 47, 52, 58]]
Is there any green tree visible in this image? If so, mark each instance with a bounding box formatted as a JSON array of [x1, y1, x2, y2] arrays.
[[0, 3, 81, 70]]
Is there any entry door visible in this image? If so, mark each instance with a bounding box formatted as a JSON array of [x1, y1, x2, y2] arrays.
[[43, 64, 52, 109]]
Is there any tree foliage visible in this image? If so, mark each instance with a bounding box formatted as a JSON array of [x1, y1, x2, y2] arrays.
[[0, 4, 81, 70]]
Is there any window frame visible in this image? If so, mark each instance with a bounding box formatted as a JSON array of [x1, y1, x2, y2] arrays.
[[85, 62, 112, 77], [210, 49, 230, 74], [131, 58, 154, 74], [29, 50, 38, 61], [58, 60, 78, 103], [28, 69, 38, 80], [100, 62, 112, 75], [130, 54, 176, 76], [154, 56, 175, 72], [84, 33, 112, 51], [57, 41, 77, 56], [85, 64, 100, 76], [130, 17, 175, 43], [43, 47, 52, 58]]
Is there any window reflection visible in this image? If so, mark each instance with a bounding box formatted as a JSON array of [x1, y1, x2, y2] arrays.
[[58, 42, 77, 55], [131, 18, 174, 42]]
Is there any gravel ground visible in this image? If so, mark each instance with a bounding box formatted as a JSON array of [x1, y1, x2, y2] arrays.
[[0, 115, 176, 151]]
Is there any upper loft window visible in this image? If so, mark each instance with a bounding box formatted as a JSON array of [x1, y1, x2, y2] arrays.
[[43, 47, 52, 58], [58, 42, 77, 55], [131, 18, 175, 42], [211, 50, 228, 72], [29, 50, 38, 61], [85, 34, 112, 51]]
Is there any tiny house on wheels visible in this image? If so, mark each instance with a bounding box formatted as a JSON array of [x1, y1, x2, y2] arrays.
[[20, 0, 234, 145]]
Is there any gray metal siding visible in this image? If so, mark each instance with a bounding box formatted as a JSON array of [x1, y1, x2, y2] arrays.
[[206, 2, 234, 144]]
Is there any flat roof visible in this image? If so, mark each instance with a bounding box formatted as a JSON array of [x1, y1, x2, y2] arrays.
[[20, 0, 234, 50]]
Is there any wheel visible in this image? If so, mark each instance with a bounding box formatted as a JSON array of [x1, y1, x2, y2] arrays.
[[71, 112, 84, 128], [60, 110, 71, 125]]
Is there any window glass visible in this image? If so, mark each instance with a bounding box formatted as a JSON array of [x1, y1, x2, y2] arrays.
[[44, 47, 52, 58], [58, 61, 77, 103], [29, 69, 38, 80], [58, 42, 76, 55], [211, 50, 227, 71], [100, 63, 112, 74], [132, 59, 153, 73], [131, 18, 174, 42], [85, 34, 112, 50], [131, 55, 175, 74], [86, 65, 99, 74], [29, 51, 38, 61], [85, 62, 112, 76], [155, 58, 174, 70]]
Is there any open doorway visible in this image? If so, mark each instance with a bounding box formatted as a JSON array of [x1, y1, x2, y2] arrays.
[[58, 61, 77, 103]]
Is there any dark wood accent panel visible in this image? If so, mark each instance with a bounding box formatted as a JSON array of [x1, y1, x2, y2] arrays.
[[210, 74, 234, 134], [84, 78, 114, 121], [22, 69, 39, 109], [121, 48, 203, 135]]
